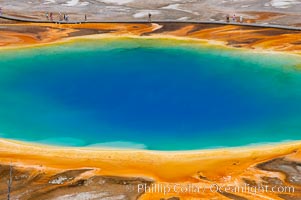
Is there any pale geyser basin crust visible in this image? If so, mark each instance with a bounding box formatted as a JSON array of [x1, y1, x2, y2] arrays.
[[1, 22, 301, 199]]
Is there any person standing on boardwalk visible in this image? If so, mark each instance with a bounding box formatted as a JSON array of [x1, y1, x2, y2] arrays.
[[148, 13, 152, 22], [85, 14, 87, 22], [59, 12, 63, 21], [226, 15, 230, 23], [240, 15, 243, 23], [232, 14, 236, 22], [45, 12, 49, 20], [50, 12, 53, 21]]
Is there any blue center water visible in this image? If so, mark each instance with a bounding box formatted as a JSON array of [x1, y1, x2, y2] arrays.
[[1, 38, 301, 150]]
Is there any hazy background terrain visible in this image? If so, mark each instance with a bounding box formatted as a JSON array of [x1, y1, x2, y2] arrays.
[[0, 0, 300, 26]]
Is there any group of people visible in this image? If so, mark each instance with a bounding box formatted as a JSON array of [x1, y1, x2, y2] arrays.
[[147, 12, 243, 24], [60, 12, 70, 21], [1, 8, 248, 25], [45, 12, 88, 22], [226, 14, 244, 23], [46, 12, 70, 21]]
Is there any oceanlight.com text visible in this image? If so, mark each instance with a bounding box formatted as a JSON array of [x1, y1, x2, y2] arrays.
[[133, 183, 295, 195]]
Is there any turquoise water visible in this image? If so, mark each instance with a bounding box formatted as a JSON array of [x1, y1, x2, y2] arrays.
[[1, 38, 301, 150]]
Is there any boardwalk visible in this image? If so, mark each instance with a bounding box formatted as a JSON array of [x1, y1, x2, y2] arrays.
[[1, 14, 301, 31]]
